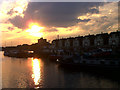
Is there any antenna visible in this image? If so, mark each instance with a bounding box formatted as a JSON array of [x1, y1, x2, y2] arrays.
[[57, 35, 59, 39]]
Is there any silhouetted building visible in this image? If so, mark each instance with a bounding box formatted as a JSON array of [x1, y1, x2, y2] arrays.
[[109, 31, 120, 46], [82, 35, 95, 47], [73, 37, 79, 48], [95, 33, 109, 47], [51, 30, 120, 51], [38, 38, 47, 44]]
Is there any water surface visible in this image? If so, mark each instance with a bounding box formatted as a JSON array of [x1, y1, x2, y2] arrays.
[[1, 51, 120, 88]]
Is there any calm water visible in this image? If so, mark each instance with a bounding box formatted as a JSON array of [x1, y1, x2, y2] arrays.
[[1, 51, 120, 88]]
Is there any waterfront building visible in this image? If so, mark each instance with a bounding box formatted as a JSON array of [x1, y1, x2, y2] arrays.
[[63, 38, 74, 49], [73, 38, 79, 48], [89, 35, 95, 47], [77, 36, 83, 48], [102, 33, 109, 47], [52, 39, 59, 48], [65, 39, 70, 48], [51, 31, 119, 51], [82, 35, 95, 48], [73, 36, 83, 50], [95, 34, 103, 46], [61, 39, 66, 49], [56, 39, 66, 49], [38, 38, 47, 44], [68, 38, 74, 48], [94, 33, 109, 47], [109, 31, 120, 46], [51, 41, 56, 50], [82, 36, 90, 47], [36, 38, 51, 51], [51, 40, 57, 53], [58, 39, 63, 49]]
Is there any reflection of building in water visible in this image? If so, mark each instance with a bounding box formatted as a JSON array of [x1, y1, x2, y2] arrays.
[[32, 58, 41, 88]]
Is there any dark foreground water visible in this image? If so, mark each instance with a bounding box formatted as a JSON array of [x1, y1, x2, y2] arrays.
[[1, 51, 120, 88]]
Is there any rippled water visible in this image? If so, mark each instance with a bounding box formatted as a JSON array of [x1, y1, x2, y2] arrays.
[[1, 51, 120, 88]]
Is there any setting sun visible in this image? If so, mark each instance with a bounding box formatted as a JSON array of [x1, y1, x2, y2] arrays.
[[26, 22, 44, 37]]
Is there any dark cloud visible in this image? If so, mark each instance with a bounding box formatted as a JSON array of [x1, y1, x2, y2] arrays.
[[77, 19, 91, 22], [44, 28, 58, 32], [88, 8, 99, 14], [9, 16, 25, 29], [8, 27, 14, 31], [9, 14, 31, 29], [7, 9, 14, 16], [9, 2, 104, 29]]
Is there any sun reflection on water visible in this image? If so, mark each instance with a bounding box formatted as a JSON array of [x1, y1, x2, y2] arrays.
[[32, 58, 41, 88]]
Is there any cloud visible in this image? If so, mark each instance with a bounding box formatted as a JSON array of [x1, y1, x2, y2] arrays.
[[0, 0, 29, 21], [45, 2, 118, 40], [44, 27, 58, 32], [8, 27, 14, 31], [9, 2, 102, 29], [76, 2, 118, 34], [9, 16, 27, 29], [0, 0, 30, 32], [0, 0, 30, 46], [77, 19, 91, 22]]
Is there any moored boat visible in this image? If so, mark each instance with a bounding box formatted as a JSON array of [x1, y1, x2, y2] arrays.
[[57, 54, 120, 70], [4, 50, 34, 58], [49, 54, 62, 61]]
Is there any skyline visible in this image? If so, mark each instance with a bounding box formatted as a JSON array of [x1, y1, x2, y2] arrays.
[[0, 0, 119, 46]]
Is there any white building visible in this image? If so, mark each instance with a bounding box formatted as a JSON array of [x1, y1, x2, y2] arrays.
[[52, 40, 56, 48], [109, 31, 120, 46], [73, 38, 79, 47], [58, 40, 63, 48], [65, 39, 70, 48], [94, 34, 103, 46], [82, 36, 90, 47]]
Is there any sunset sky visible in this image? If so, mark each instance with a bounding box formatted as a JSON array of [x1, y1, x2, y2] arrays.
[[0, 0, 119, 46]]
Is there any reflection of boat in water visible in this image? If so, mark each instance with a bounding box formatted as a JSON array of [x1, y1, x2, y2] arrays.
[[4, 50, 34, 58], [57, 54, 120, 70], [49, 54, 62, 61], [48, 49, 64, 61], [83, 48, 112, 59]]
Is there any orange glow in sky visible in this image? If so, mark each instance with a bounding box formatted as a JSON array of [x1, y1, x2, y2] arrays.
[[26, 22, 44, 37]]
